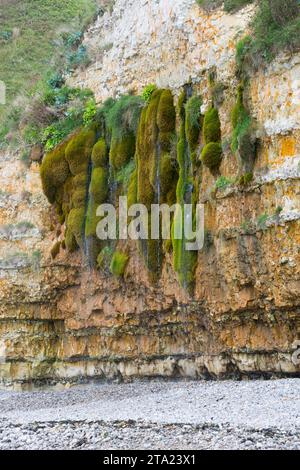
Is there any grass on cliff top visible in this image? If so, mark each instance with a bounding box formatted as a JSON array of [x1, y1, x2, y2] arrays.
[[0, 0, 97, 128]]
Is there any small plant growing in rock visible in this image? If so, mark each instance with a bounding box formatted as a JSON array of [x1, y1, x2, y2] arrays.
[[110, 251, 129, 277], [257, 212, 268, 230], [83, 99, 97, 126], [142, 84, 157, 104], [215, 175, 235, 190]]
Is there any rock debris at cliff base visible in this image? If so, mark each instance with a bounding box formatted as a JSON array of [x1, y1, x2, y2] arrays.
[[0, 379, 299, 450]]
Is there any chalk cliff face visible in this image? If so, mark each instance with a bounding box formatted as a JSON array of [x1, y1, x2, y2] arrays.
[[0, 0, 300, 387]]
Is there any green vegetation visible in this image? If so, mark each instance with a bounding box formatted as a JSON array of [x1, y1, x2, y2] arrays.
[[231, 84, 256, 173], [107, 95, 144, 139], [201, 142, 222, 170], [172, 89, 198, 294], [239, 172, 253, 185], [92, 138, 108, 168], [40, 139, 71, 204], [201, 106, 222, 171], [65, 128, 96, 175], [185, 95, 202, 164], [90, 167, 108, 204], [257, 212, 268, 230], [203, 107, 221, 144], [215, 175, 235, 190], [107, 95, 143, 171], [0, 0, 97, 148], [50, 241, 61, 260], [110, 251, 129, 277], [97, 245, 113, 271], [236, 0, 300, 72], [142, 84, 157, 103], [135, 89, 178, 278]]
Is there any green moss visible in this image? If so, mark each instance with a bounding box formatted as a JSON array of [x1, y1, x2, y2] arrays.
[[185, 95, 202, 164], [231, 84, 256, 171], [65, 127, 96, 175], [159, 131, 174, 152], [50, 241, 61, 259], [85, 202, 98, 238], [71, 188, 86, 208], [231, 84, 245, 129], [127, 169, 137, 209], [157, 89, 176, 133], [67, 207, 85, 247], [172, 89, 198, 294], [239, 172, 253, 185], [203, 107, 221, 144], [110, 132, 136, 171], [135, 88, 177, 278], [115, 160, 136, 192], [65, 228, 78, 252], [73, 172, 88, 188], [40, 139, 70, 203], [97, 245, 113, 271], [92, 138, 107, 168], [201, 142, 222, 170], [110, 251, 129, 277], [61, 176, 73, 218], [90, 167, 108, 204], [142, 84, 157, 103], [177, 90, 187, 119], [160, 153, 177, 198]]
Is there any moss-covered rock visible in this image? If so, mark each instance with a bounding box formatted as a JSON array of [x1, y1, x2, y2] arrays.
[[157, 89, 176, 133], [71, 188, 87, 208], [40, 140, 70, 204], [85, 201, 100, 238], [127, 169, 137, 209], [92, 138, 107, 168], [172, 89, 198, 294], [110, 251, 129, 277], [65, 128, 96, 176], [201, 142, 222, 170], [159, 131, 174, 152], [90, 167, 108, 204], [110, 132, 136, 171], [203, 107, 221, 144], [185, 95, 202, 149], [67, 208, 85, 247], [160, 153, 177, 198], [73, 173, 88, 188], [50, 241, 61, 260], [65, 228, 78, 252]]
